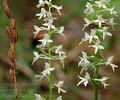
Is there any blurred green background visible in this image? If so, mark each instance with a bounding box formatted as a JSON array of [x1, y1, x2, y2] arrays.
[[0, 0, 120, 100]]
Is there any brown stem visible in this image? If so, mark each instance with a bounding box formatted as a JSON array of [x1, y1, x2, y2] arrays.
[[3, 0, 19, 99]]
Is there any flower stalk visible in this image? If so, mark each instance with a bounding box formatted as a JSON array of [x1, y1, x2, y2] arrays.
[[77, 0, 118, 100], [33, 0, 67, 100]]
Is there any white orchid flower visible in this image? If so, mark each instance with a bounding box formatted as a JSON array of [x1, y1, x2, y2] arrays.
[[36, 8, 48, 19], [38, 34, 53, 47], [106, 56, 118, 71], [35, 94, 42, 100], [77, 72, 90, 87], [78, 51, 90, 73], [98, 27, 112, 40], [56, 96, 62, 100], [55, 81, 66, 94], [90, 39, 104, 54], [84, 2, 94, 15], [94, 77, 109, 88]]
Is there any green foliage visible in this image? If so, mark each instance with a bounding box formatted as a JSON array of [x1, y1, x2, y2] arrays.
[[20, 89, 36, 100]]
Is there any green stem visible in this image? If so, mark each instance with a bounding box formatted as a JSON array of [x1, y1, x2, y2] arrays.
[[48, 0, 53, 99], [48, 75, 52, 100], [48, 52, 52, 100], [94, 66, 99, 100], [48, 30, 52, 100], [94, 85, 99, 100]]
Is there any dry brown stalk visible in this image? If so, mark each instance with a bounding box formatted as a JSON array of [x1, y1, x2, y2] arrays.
[[3, 0, 19, 99]]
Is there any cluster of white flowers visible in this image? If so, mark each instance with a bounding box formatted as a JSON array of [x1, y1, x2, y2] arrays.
[[77, 0, 118, 89], [33, 0, 66, 100]]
